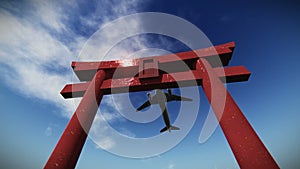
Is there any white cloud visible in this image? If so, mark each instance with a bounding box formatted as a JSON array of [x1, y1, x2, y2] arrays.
[[32, 0, 67, 32], [167, 161, 175, 169], [91, 115, 116, 150], [44, 126, 52, 137], [95, 136, 116, 150], [89, 95, 137, 150], [0, 0, 160, 151], [0, 0, 146, 119], [44, 123, 60, 137], [0, 8, 76, 117]]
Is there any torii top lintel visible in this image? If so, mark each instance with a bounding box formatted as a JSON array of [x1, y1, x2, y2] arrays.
[[72, 42, 235, 81], [61, 42, 251, 98]]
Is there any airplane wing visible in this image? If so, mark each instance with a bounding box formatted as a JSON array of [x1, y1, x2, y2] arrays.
[[167, 94, 193, 102], [136, 100, 151, 111]]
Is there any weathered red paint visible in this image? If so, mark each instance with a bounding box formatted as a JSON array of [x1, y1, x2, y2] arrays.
[[72, 42, 235, 81], [60, 66, 250, 98], [197, 59, 279, 169], [44, 70, 106, 169], [139, 58, 159, 79]]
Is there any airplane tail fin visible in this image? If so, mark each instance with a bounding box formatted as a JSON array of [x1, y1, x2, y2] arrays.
[[160, 125, 180, 133]]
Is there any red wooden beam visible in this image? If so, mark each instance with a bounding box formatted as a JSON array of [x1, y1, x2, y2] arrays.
[[72, 42, 235, 81], [61, 66, 250, 98], [197, 59, 279, 169], [44, 70, 106, 169]]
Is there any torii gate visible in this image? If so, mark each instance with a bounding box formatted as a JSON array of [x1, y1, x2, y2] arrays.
[[44, 42, 279, 169]]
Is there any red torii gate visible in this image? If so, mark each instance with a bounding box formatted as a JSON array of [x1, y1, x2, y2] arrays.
[[44, 42, 279, 169]]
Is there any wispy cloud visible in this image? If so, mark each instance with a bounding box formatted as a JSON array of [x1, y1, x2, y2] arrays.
[[91, 114, 117, 150], [167, 161, 175, 169], [0, 0, 150, 150], [44, 126, 52, 137], [0, 7, 75, 117], [0, 0, 146, 117], [89, 95, 137, 150], [44, 123, 59, 137], [32, 0, 67, 32], [1, 0, 193, 153]]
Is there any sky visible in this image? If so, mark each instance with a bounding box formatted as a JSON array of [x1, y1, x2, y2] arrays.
[[0, 0, 300, 168]]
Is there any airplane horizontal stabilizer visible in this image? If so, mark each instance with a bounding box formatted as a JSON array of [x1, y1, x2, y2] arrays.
[[170, 126, 180, 130], [166, 93, 193, 102], [160, 125, 180, 133], [179, 96, 192, 102]]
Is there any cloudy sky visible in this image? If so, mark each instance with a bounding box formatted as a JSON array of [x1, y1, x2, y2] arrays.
[[0, 0, 300, 168]]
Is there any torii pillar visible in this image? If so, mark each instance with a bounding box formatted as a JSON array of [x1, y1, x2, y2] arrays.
[[44, 42, 279, 169]]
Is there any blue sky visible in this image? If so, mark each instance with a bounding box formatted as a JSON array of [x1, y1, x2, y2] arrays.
[[0, 0, 300, 168]]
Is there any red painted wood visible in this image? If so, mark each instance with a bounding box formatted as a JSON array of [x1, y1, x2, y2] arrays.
[[72, 42, 235, 81], [197, 59, 279, 169], [138, 58, 159, 79], [44, 70, 106, 169], [60, 66, 250, 98]]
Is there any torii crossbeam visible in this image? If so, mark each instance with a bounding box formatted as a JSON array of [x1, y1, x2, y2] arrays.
[[44, 42, 279, 169]]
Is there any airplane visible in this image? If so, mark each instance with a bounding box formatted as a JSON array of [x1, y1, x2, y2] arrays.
[[136, 89, 192, 133]]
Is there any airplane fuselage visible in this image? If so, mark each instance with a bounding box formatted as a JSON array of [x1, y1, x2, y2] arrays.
[[137, 89, 191, 132], [150, 90, 171, 129]]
